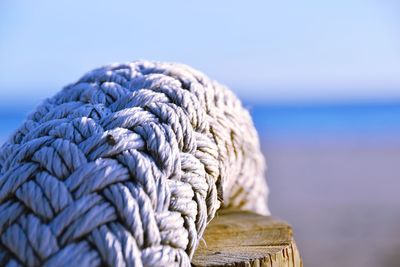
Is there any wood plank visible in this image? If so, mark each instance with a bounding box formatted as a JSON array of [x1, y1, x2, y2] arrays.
[[192, 209, 302, 267]]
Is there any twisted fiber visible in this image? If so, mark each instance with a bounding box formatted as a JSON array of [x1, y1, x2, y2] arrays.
[[0, 61, 269, 267]]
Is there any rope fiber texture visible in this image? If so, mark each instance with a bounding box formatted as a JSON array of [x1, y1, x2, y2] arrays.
[[0, 61, 269, 267]]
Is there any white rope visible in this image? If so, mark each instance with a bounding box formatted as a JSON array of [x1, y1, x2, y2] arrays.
[[0, 61, 269, 267]]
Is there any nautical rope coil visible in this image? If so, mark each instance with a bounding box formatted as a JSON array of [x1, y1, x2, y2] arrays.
[[0, 61, 269, 267]]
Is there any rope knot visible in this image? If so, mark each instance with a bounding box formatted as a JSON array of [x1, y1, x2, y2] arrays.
[[0, 61, 269, 267]]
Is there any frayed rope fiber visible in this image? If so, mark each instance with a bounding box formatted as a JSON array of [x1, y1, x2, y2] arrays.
[[0, 61, 269, 267]]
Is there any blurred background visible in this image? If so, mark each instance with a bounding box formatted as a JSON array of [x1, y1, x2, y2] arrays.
[[1, 1, 400, 266]]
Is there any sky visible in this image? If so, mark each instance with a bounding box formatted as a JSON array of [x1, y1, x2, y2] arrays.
[[1, 0, 400, 103]]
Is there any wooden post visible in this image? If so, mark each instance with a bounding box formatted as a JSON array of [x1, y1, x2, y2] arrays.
[[192, 209, 302, 267]]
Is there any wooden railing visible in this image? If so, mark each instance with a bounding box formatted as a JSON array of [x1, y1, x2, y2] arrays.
[[192, 210, 302, 267]]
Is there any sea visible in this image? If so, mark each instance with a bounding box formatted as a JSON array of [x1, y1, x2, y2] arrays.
[[1, 100, 400, 142]]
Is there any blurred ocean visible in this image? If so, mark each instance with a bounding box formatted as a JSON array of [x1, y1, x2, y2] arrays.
[[1, 100, 400, 267], [2, 100, 400, 142], [250, 101, 400, 139]]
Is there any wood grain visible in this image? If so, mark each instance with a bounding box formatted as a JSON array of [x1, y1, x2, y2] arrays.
[[192, 210, 302, 267]]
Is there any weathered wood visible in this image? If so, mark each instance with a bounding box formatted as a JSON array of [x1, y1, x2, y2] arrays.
[[192, 210, 302, 267]]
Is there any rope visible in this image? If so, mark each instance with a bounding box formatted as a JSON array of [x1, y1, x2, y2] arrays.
[[0, 61, 269, 267]]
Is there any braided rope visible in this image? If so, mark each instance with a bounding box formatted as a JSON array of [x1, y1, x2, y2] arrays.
[[0, 61, 269, 267]]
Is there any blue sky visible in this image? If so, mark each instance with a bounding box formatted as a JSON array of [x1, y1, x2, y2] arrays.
[[1, 0, 400, 103]]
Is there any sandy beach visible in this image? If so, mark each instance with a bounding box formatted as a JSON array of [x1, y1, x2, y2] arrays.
[[264, 136, 400, 267]]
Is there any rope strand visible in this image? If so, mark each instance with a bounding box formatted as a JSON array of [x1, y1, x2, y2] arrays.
[[0, 61, 269, 267]]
